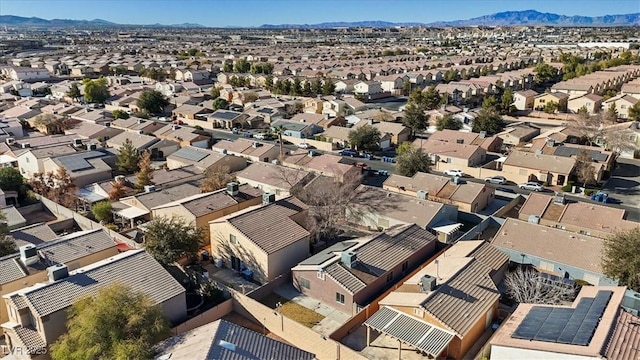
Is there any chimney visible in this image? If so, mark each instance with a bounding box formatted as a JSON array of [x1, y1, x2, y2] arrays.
[[19, 245, 38, 266], [262, 193, 275, 205], [47, 264, 69, 282], [226, 182, 239, 196], [341, 251, 357, 268]]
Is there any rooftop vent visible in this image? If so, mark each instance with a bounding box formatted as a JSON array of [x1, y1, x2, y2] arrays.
[[5, 138, 15, 146], [19, 244, 38, 266], [218, 340, 236, 352], [252, 141, 260, 148], [47, 264, 69, 282], [73, 138, 83, 147], [114, 175, 126, 183], [172, 124, 179, 130], [226, 182, 239, 196], [87, 143, 97, 151], [420, 274, 437, 292], [137, 119, 145, 124], [21, 142, 30, 149], [144, 184, 156, 193], [341, 251, 357, 268]]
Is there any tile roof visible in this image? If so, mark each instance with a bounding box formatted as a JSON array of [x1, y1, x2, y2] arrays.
[[130, 183, 201, 210], [605, 310, 640, 360], [325, 262, 367, 294], [12, 325, 46, 349], [415, 137, 483, 161], [491, 218, 605, 274], [422, 260, 500, 336], [37, 229, 116, 265], [227, 197, 309, 254], [503, 150, 575, 174], [0, 257, 28, 285], [16, 250, 184, 317], [235, 162, 312, 191], [154, 184, 261, 217]]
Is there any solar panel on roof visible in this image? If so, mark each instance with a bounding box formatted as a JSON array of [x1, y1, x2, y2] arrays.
[[553, 146, 609, 162], [172, 147, 208, 162], [512, 291, 612, 346]]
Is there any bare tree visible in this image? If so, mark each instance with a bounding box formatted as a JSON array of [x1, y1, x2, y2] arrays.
[[29, 168, 77, 208], [505, 267, 575, 305], [574, 150, 596, 187], [200, 165, 235, 193], [569, 112, 604, 146], [601, 126, 639, 159]]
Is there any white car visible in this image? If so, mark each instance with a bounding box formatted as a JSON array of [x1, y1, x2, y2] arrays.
[[519, 182, 544, 191], [444, 169, 465, 177], [254, 133, 266, 140], [297, 142, 309, 149]]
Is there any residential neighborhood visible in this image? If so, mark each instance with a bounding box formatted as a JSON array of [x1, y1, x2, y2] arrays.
[[0, 3, 639, 360]]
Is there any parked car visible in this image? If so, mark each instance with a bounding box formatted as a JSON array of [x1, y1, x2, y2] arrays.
[[339, 149, 360, 157], [444, 169, 465, 177], [297, 142, 309, 149], [484, 176, 507, 185], [172, 120, 183, 125], [519, 182, 544, 191]]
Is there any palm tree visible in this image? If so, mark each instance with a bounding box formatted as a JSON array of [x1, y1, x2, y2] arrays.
[[273, 125, 286, 161]]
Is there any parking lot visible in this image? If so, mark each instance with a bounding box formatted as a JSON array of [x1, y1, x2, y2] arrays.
[[602, 158, 640, 208]]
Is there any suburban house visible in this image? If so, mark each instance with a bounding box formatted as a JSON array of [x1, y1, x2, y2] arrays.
[[537, 142, 614, 182], [427, 129, 503, 152], [353, 81, 384, 96], [209, 196, 310, 283], [153, 124, 210, 148], [152, 183, 263, 241], [106, 131, 179, 158], [353, 120, 411, 148], [492, 217, 616, 286], [415, 138, 487, 167], [64, 121, 123, 141], [383, 172, 494, 213], [291, 224, 438, 316], [497, 124, 540, 146], [283, 151, 361, 182], [115, 183, 202, 226], [2, 250, 187, 356], [501, 150, 574, 186], [567, 93, 604, 114], [7, 67, 51, 81], [171, 104, 210, 121], [0, 229, 118, 324], [517, 192, 638, 239], [366, 240, 509, 359], [513, 90, 538, 110], [42, 150, 115, 187], [601, 94, 639, 119], [166, 146, 247, 173], [235, 162, 314, 198], [211, 138, 279, 163], [207, 110, 252, 130], [533, 92, 569, 112], [271, 119, 324, 140], [490, 286, 632, 360], [347, 185, 461, 242], [16, 145, 78, 179]]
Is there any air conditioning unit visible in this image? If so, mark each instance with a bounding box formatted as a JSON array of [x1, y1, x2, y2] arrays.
[[88, 143, 97, 151], [114, 175, 126, 183], [341, 251, 357, 268], [104, 122, 111, 127], [137, 130, 144, 134], [47, 264, 69, 282], [21, 143, 30, 149], [416, 190, 428, 200], [73, 138, 83, 147], [226, 182, 239, 196], [420, 274, 437, 292], [172, 125, 179, 130], [137, 119, 145, 124], [144, 185, 156, 193], [262, 193, 275, 205], [456, 138, 464, 144], [19, 244, 39, 266], [5, 138, 15, 146]]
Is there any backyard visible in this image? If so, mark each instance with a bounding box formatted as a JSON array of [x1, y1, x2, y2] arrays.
[[260, 293, 325, 328]]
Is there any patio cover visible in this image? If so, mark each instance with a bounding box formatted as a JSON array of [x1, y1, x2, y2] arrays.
[[364, 306, 454, 357], [116, 206, 149, 220], [431, 220, 464, 235]]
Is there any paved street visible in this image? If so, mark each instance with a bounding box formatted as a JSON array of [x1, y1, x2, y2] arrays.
[[602, 158, 640, 208]]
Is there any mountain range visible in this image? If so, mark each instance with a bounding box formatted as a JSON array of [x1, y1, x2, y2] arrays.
[[1, 10, 639, 29]]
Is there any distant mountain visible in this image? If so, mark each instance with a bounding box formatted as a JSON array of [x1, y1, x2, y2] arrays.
[[260, 10, 640, 28], [427, 10, 640, 27], [0, 15, 204, 28]]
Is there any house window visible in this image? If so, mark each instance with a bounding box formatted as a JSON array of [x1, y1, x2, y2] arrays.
[[413, 308, 424, 317], [317, 271, 325, 280], [336, 292, 345, 304], [229, 234, 238, 245], [25, 157, 29, 163], [386, 272, 394, 283], [299, 277, 310, 289], [402, 261, 408, 272]]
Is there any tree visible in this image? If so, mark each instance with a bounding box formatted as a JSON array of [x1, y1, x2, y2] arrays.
[[321, 78, 335, 95], [395, 146, 430, 177], [482, 95, 498, 111], [233, 59, 250, 73], [629, 101, 640, 121], [504, 267, 575, 305], [436, 114, 463, 131], [402, 101, 429, 138], [348, 124, 381, 152], [66, 82, 82, 101], [570, 112, 603, 146], [116, 139, 140, 174], [401, 80, 411, 96], [136, 90, 169, 115], [222, 61, 233, 73], [312, 78, 323, 95], [50, 284, 171, 360], [144, 216, 203, 266], [212, 98, 229, 111], [108, 178, 127, 201], [82, 77, 110, 104], [200, 165, 235, 193], [573, 150, 595, 187], [33, 114, 72, 135], [29, 168, 76, 207], [422, 86, 442, 110], [241, 91, 259, 104], [472, 108, 505, 135], [0, 167, 24, 194], [210, 86, 221, 99], [500, 88, 516, 115], [0, 211, 17, 257], [543, 101, 559, 114], [533, 63, 559, 85], [601, 126, 640, 159], [273, 125, 286, 161], [112, 109, 129, 120], [395, 141, 412, 156], [605, 103, 618, 122], [603, 227, 640, 291], [135, 151, 154, 191], [91, 201, 112, 223]]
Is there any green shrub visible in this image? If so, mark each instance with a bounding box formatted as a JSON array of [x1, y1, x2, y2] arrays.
[[561, 182, 574, 192], [584, 189, 596, 196], [92, 201, 113, 223]]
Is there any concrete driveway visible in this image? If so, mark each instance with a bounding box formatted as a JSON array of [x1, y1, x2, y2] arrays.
[[602, 158, 640, 208]]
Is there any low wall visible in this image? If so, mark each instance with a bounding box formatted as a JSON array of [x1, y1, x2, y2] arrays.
[[434, 161, 529, 185], [246, 273, 291, 300], [231, 290, 367, 360], [16, 203, 43, 216], [171, 298, 233, 335], [492, 195, 525, 218], [39, 196, 141, 249], [282, 135, 335, 152]]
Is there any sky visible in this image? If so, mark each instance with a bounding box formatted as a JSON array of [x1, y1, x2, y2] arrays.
[[2, 0, 639, 27]]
